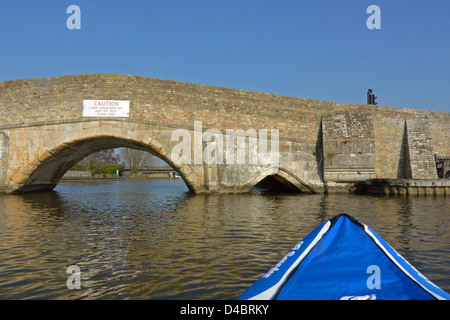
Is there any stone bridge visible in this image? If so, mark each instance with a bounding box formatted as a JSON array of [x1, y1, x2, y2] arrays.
[[0, 74, 449, 194]]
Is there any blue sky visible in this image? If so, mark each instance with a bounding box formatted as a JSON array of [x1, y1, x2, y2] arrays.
[[0, 1, 449, 112]]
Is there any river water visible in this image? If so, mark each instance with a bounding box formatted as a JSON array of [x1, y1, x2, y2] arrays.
[[0, 179, 448, 299]]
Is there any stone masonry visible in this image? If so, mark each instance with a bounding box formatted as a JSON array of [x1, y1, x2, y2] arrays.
[[0, 74, 449, 194], [322, 112, 376, 183], [403, 119, 438, 179]]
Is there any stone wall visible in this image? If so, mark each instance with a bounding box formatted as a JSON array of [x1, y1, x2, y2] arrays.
[[1, 74, 448, 149], [0, 131, 9, 190], [322, 112, 376, 183], [0, 74, 326, 143], [403, 118, 438, 179]]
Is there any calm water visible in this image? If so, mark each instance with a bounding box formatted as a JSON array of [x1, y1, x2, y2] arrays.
[[0, 179, 448, 300]]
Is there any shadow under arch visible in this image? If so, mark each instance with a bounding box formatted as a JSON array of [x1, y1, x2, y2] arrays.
[[18, 135, 195, 194], [239, 167, 317, 194]]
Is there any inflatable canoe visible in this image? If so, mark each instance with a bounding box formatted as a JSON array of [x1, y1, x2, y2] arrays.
[[238, 214, 449, 300]]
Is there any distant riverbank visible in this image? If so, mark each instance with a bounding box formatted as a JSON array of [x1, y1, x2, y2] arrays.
[[61, 176, 179, 181], [62, 169, 179, 181]]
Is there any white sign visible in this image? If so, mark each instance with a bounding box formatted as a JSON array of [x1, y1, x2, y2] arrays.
[[82, 100, 130, 117]]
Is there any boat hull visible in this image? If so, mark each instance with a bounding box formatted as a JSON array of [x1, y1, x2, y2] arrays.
[[237, 214, 449, 300]]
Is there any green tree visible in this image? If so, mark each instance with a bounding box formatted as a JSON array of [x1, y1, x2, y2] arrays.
[[71, 149, 120, 176], [100, 164, 124, 176]]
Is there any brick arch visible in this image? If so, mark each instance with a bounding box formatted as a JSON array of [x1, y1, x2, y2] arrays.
[[239, 167, 318, 193], [15, 123, 197, 193]]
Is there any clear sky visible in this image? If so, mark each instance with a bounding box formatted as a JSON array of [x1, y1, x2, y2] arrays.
[[0, 0, 449, 112]]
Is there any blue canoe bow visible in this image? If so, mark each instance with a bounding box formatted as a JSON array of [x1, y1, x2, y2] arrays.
[[238, 214, 450, 300]]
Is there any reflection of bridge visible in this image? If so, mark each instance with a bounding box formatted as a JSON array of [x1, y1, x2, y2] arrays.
[[0, 74, 449, 194]]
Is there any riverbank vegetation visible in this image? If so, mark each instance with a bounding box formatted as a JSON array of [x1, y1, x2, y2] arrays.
[[70, 148, 159, 177]]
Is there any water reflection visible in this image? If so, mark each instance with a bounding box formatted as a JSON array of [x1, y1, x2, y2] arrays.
[[0, 179, 448, 299]]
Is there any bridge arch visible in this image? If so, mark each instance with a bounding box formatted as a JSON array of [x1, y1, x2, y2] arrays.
[[12, 121, 197, 193], [239, 167, 317, 193]]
